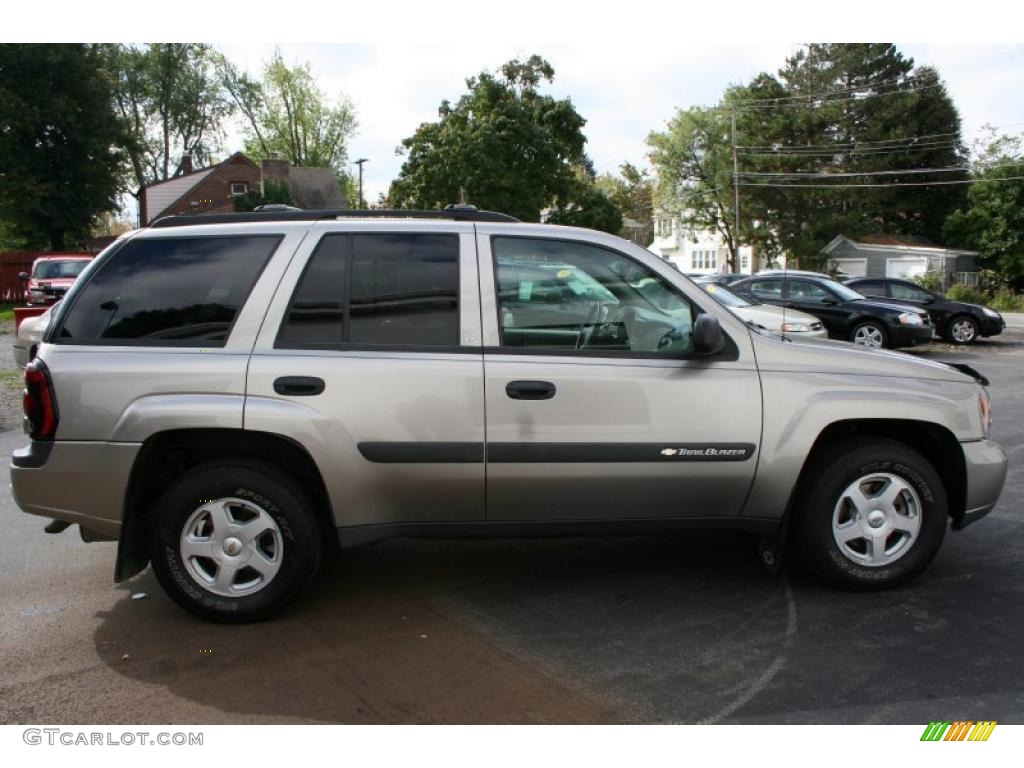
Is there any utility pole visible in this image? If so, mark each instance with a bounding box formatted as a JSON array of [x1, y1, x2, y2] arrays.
[[354, 158, 369, 209], [731, 107, 741, 274]]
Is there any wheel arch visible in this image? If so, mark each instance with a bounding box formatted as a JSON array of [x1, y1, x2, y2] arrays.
[[115, 428, 333, 582], [781, 418, 967, 540]]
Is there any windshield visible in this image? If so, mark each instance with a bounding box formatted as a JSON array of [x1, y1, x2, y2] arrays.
[[33, 260, 89, 279], [700, 282, 755, 308], [825, 279, 865, 301]]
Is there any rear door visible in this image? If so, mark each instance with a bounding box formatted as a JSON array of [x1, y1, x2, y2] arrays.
[[245, 221, 485, 530], [476, 227, 762, 523]]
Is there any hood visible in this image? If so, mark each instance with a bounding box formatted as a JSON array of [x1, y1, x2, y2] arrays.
[[849, 297, 928, 317], [731, 304, 821, 331], [750, 330, 976, 384]]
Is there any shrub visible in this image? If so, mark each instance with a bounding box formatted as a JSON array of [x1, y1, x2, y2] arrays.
[[990, 288, 1024, 312], [914, 270, 946, 292], [946, 284, 988, 305]]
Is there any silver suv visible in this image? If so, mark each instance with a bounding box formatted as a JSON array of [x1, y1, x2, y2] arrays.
[[11, 209, 1008, 622]]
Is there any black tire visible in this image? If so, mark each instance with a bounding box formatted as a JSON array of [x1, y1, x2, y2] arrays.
[[149, 460, 321, 622], [793, 438, 947, 590], [849, 320, 889, 349], [945, 314, 979, 345]]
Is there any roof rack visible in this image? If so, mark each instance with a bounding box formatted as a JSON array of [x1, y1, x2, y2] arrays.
[[150, 205, 519, 228]]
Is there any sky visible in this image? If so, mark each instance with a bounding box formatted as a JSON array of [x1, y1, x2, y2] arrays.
[[210, 43, 1024, 206]]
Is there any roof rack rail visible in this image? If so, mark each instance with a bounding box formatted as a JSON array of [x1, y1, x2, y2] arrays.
[[149, 207, 519, 228]]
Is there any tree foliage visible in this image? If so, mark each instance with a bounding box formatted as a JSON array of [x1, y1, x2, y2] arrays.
[[218, 50, 357, 177], [649, 44, 966, 269], [105, 44, 232, 196], [389, 56, 594, 221], [943, 128, 1024, 279], [0, 44, 126, 249], [595, 163, 654, 243]]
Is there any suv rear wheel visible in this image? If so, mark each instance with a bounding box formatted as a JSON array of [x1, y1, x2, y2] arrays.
[[149, 460, 321, 622], [793, 438, 947, 589]]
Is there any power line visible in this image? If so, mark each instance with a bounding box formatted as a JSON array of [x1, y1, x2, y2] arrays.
[[738, 166, 971, 179], [737, 142, 961, 158], [736, 131, 960, 150], [737, 175, 1024, 189]]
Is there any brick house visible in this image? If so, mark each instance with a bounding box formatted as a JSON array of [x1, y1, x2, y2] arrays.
[[141, 152, 348, 225]]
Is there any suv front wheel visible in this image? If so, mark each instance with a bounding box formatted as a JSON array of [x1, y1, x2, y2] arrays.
[[793, 438, 947, 589], [149, 460, 322, 622]]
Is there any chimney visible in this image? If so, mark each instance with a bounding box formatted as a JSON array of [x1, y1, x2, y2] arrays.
[[261, 156, 290, 195], [179, 153, 193, 175]]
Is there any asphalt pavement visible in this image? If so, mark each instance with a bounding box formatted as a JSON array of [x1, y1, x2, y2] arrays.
[[1, 332, 1021, 724]]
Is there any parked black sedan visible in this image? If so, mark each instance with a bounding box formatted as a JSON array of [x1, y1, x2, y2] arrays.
[[730, 273, 933, 349], [844, 277, 1005, 345]]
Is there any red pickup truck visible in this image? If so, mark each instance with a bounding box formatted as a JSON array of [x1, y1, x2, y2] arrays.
[[20, 255, 93, 306]]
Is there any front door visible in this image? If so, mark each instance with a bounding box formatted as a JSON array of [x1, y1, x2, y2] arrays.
[[476, 229, 762, 523]]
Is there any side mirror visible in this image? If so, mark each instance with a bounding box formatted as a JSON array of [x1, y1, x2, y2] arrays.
[[922, 296, 935, 305], [820, 297, 838, 306], [693, 314, 726, 356], [18, 272, 29, 281]]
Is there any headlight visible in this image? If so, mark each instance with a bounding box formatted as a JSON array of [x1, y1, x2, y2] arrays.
[[982, 307, 1000, 318], [780, 322, 811, 332], [979, 390, 991, 438], [897, 312, 924, 325]]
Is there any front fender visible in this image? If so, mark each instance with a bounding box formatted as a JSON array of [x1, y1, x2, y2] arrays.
[[742, 371, 980, 519]]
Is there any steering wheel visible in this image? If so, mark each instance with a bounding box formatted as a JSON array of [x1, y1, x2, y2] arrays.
[[575, 303, 607, 350]]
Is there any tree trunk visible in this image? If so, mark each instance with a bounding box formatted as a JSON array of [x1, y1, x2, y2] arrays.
[[48, 228, 66, 251]]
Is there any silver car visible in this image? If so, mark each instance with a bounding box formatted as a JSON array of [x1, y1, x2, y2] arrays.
[[10, 210, 1008, 622]]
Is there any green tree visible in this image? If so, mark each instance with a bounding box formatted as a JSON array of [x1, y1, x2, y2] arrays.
[[232, 178, 294, 212], [943, 128, 1024, 280], [595, 162, 654, 243], [389, 56, 589, 221], [546, 168, 623, 235], [0, 44, 126, 249], [219, 50, 357, 177], [105, 44, 232, 197], [649, 44, 966, 270]]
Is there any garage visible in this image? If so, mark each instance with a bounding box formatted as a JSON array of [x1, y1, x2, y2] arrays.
[[885, 257, 929, 278]]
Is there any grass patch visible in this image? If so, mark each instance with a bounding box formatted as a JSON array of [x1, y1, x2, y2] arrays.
[[0, 369, 22, 390], [0, 303, 15, 322]]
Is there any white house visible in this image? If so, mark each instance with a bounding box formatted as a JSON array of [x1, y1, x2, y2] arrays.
[[822, 235, 979, 284], [648, 214, 755, 275]]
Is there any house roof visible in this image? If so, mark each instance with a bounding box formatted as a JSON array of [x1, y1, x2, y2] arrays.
[[143, 152, 257, 224], [823, 234, 977, 258]]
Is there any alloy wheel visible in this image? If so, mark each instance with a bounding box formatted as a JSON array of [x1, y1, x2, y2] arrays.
[[831, 472, 922, 567]]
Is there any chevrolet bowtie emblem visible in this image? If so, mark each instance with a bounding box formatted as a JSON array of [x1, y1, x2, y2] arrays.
[[660, 448, 679, 456]]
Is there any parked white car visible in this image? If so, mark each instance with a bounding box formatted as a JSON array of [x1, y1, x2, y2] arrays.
[[696, 281, 827, 339], [14, 303, 56, 368]]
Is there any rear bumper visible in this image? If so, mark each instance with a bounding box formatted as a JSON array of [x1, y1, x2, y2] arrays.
[[10, 440, 140, 538], [954, 438, 1008, 530]]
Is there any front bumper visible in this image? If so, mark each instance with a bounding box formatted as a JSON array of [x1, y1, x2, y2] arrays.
[[10, 439, 140, 538], [980, 316, 1006, 337], [954, 438, 1008, 529], [888, 322, 934, 348]]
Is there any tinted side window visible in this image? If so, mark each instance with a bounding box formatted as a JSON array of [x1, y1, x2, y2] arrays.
[[853, 280, 886, 297], [277, 233, 459, 348], [492, 237, 697, 356], [350, 234, 458, 346], [57, 236, 280, 345], [749, 279, 783, 299], [277, 235, 347, 346], [890, 282, 931, 302], [788, 280, 831, 303]]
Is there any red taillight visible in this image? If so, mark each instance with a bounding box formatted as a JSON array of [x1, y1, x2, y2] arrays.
[[23, 359, 59, 440]]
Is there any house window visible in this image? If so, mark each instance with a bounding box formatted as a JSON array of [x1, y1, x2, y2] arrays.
[[692, 250, 717, 270], [740, 252, 750, 271], [230, 182, 248, 196], [656, 218, 673, 237]]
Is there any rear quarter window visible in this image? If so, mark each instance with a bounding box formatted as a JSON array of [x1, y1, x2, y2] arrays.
[[54, 235, 281, 346]]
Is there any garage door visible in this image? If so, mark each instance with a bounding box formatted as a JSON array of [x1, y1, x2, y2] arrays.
[[886, 257, 929, 278], [831, 258, 867, 277]]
